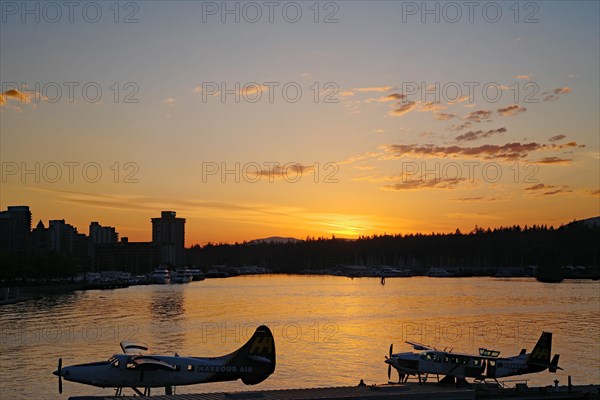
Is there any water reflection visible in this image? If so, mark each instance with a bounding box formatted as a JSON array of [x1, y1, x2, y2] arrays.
[[148, 285, 186, 351]]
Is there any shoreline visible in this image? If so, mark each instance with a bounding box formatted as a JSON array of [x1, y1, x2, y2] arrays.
[[2, 274, 599, 307]]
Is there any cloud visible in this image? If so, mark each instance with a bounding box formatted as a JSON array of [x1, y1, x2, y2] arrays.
[[515, 74, 533, 80], [419, 101, 446, 112], [382, 177, 466, 191], [366, 92, 406, 103], [1, 88, 44, 108], [497, 104, 527, 117], [542, 87, 571, 101], [353, 86, 393, 92], [447, 122, 473, 131], [455, 127, 507, 142], [434, 113, 458, 121], [524, 183, 572, 196], [465, 109, 493, 123], [383, 140, 583, 161], [548, 134, 566, 142], [449, 95, 470, 104], [452, 196, 499, 202], [532, 156, 572, 165], [390, 101, 418, 116], [241, 84, 268, 97], [163, 97, 176, 105], [340, 91, 355, 97]]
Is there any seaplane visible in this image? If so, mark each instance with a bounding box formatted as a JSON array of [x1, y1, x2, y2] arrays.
[[385, 331, 561, 386], [53, 325, 276, 396]]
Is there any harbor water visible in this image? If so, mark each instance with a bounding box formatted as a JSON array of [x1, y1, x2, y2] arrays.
[[1, 275, 599, 399]]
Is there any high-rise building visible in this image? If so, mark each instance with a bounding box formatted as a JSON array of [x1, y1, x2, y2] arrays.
[[31, 220, 50, 250], [89, 222, 118, 244], [48, 219, 87, 258], [151, 211, 185, 266], [0, 206, 32, 251]]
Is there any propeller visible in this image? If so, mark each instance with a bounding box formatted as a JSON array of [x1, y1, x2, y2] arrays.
[[387, 344, 393, 380], [57, 358, 63, 394]]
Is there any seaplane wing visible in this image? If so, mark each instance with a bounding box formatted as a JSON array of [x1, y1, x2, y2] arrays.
[[405, 341, 435, 351], [54, 325, 276, 397], [120, 340, 150, 355], [131, 356, 177, 371]]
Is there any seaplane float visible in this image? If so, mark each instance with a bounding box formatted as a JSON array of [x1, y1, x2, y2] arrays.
[[53, 325, 276, 396], [385, 331, 561, 386]]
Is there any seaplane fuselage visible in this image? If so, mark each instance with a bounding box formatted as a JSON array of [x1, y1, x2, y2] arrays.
[[385, 332, 560, 383], [54, 325, 276, 395]]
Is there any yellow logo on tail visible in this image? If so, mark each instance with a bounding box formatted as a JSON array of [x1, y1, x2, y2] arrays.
[[250, 337, 273, 354]]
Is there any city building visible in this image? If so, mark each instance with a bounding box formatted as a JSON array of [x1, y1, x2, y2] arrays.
[[89, 222, 118, 244], [94, 237, 160, 273], [48, 219, 87, 258], [31, 220, 50, 250], [0, 205, 32, 251], [151, 211, 186, 266]]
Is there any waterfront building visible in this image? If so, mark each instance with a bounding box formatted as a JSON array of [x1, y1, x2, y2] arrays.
[[152, 211, 186, 266], [0, 205, 32, 251]]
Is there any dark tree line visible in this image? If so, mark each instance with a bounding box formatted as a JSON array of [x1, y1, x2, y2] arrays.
[[185, 222, 599, 277]]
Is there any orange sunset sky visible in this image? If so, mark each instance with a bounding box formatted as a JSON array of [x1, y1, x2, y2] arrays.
[[1, 1, 599, 245]]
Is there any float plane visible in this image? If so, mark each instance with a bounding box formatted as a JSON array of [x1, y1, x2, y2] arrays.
[[385, 331, 561, 386], [53, 325, 276, 396]]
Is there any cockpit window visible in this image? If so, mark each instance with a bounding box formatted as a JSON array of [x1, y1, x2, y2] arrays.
[[109, 356, 120, 368]]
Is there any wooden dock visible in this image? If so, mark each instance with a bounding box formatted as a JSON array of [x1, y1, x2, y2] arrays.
[[67, 383, 600, 400], [69, 384, 475, 400]]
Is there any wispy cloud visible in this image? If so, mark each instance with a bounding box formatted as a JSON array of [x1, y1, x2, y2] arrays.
[[434, 112, 458, 121], [419, 101, 446, 112], [548, 134, 567, 142], [464, 109, 493, 123], [531, 156, 572, 165], [447, 122, 473, 131], [524, 183, 572, 196], [452, 196, 500, 202], [497, 104, 527, 117], [365, 92, 406, 103], [382, 177, 467, 191], [542, 87, 571, 101], [353, 86, 394, 92], [455, 127, 507, 142], [383, 141, 583, 161], [1, 88, 45, 109], [390, 101, 418, 116]]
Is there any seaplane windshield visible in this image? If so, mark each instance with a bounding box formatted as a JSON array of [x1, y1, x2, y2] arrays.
[[108, 356, 120, 368], [479, 348, 500, 357]]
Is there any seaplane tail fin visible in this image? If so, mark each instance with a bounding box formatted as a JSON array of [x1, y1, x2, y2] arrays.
[[232, 325, 276, 385], [549, 354, 562, 373], [527, 332, 552, 367]]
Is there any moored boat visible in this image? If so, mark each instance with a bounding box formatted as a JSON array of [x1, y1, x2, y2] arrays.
[[172, 268, 193, 283], [151, 266, 171, 284]]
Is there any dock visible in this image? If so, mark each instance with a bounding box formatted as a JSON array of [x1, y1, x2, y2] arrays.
[[68, 383, 600, 400]]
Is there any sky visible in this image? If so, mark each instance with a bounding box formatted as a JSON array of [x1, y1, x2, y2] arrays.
[[1, 1, 599, 245]]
